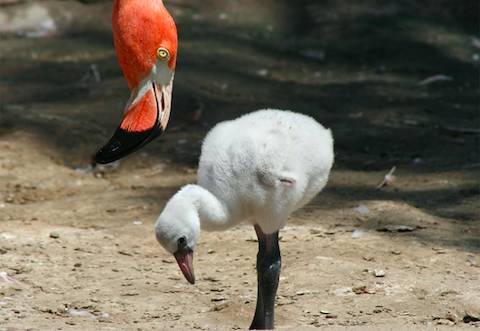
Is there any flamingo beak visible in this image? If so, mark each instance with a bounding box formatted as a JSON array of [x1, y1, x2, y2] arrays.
[[174, 247, 195, 285], [94, 78, 173, 164]]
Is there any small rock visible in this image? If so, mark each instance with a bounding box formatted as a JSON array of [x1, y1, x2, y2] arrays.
[[377, 225, 415, 232], [462, 295, 480, 323], [353, 285, 376, 295], [445, 311, 457, 322], [355, 205, 370, 215], [466, 255, 478, 267], [68, 308, 94, 318], [256, 69, 269, 77], [374, 269, 386, 277], [98, 312, 110, 320], [333, 287, 353, 296], [432, 247, 447, 254], [212, 302, 229, 311], [211, 297, 226, 302], [49, 232, 60, 239], [210, 288, 224, 292], [207, 249, 215, 254], [464, 312, 480, 323], [439, 290, 459, 297], [351, 229, 364, 239], [320, 310, 331, 315]]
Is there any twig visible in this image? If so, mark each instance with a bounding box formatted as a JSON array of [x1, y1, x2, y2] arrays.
[[376, 166, 396, 190], [418, 75, 453, 86]]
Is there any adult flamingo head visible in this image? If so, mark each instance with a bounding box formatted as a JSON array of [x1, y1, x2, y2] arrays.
[[95, 0, 178, 164]]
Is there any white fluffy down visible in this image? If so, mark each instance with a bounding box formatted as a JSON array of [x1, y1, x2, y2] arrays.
[[155, 109, 334, 252]]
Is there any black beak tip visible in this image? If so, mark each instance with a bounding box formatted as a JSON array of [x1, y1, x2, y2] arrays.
[[94, 127, 160, 164], [94, 143, 121, 165]]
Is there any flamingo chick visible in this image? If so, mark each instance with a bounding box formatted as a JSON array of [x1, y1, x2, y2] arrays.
[[155, 109, 334, 329], [95, 0, 178, 164]]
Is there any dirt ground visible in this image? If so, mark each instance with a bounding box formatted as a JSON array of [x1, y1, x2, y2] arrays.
[[0, 0, 479, 330]]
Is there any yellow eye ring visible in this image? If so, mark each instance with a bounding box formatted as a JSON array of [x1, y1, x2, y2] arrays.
[[157, 47, 170, 61]]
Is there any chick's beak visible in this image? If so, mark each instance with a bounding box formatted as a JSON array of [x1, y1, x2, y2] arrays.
[[173, 248, 195, 285]]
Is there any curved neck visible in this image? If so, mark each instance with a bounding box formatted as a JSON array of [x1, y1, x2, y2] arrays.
[[179, 185, 231, 231]]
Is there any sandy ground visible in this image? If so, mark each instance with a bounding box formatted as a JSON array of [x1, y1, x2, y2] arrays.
[[1, 0, 479, 330]]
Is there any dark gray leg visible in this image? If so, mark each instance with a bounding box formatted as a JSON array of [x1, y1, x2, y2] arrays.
[[249, 225, 281, 330]]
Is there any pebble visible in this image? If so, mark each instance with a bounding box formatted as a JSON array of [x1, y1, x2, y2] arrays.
[[374, 269, 386, 277], [352, 285, 376, 295], [256, 69, 269, 77], [462, 295, 480, 323], [99, 312, 110, 318], [445, 311, 457, 322], [68, 308, 93, 318], [212, 302, 229, 311], [351, 229, 364, 239], [49, 232, 60, 239], [377, 225, 414, 232], [211, 297, 227, 302], [355, 205, 370, 215]]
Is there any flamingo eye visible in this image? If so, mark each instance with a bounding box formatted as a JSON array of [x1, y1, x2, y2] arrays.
[[177, 236, 187, 247], [157, 47, 170, 61]]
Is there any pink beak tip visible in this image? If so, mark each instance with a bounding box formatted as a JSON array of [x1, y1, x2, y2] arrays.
[[174, 250, 195, 285]]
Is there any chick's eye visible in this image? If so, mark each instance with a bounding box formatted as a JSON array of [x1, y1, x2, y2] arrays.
[[177, 236, 186, 246]]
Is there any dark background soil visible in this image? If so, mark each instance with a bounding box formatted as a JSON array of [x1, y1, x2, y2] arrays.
[[0, 1, 479, 330]]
